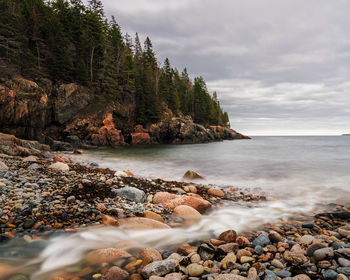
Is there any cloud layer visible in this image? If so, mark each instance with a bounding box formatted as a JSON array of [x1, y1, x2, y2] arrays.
[[100, 0, 350, 135]]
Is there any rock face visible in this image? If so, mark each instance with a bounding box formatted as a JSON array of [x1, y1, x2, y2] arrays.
[[0, 76, 249, 148], [0, 132, 49, 156], [91, 113, 125, 146]]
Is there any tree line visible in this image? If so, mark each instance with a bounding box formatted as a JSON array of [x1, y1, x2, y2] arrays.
[[0, 0, 230, 126]]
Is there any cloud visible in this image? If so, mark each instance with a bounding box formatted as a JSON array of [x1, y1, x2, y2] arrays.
[[100, 0, 350, 135]]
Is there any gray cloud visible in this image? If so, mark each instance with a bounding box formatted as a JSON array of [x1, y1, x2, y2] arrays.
[[100, 0, 350, 135]]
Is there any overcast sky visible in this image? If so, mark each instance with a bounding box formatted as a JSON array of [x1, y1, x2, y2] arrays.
[[99, 0, 350, 135]]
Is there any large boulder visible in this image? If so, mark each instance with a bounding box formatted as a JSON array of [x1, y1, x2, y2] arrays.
[[91, 113, 125, 146], [0, 132, 49, 156], [131, 132, 151, 145]]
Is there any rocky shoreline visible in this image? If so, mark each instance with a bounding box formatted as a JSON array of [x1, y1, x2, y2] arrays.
[[0, 149, 349, 280]]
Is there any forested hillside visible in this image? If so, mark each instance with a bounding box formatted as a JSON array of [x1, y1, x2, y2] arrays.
[[0, 0, 230, 127]]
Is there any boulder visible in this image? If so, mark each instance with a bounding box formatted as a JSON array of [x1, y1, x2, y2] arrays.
[[183, 170, 205, 180], [86, 248, 131, 264], [114, 187, 146, 203], [138, 248, 162, 262], [153, 192, 178, 204], [91, 113, 125, 146], [207, 188, 225, 197], [162, 195, 212, 213], [0, 133, 49, 156], [131, 132, 151, 145], [173, 205, 202, 221], [118, 217, 170, 230]]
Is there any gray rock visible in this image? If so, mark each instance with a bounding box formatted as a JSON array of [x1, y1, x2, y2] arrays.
[[255, 245, 264, 255], [114, 186, 146, 203], [264, 269, 277, 280], [323, 269, 338, 280], [338, 258, 350, 267], [0, 161, 9, 171], [253, 235, 270, 247], [66, 196, 76, 204], [302, 222, 314, 229], [337, 268, 350, 276], [313, 247, 334, 261], [276, 270, 292, 278], [306, 243, 327, 257], [28, 163, 41, 170], [23, 219, 35, 229], [141, 259, 177, 278], [198, 243, 216, 261]]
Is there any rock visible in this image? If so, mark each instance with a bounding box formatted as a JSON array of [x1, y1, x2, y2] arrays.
[[214, 275, 248, 280], [237, 249, 252, 259], [236, 236, 251, 246], [209, 125, 250, 140], [0, 133, 49, 156], [338, 258, 350, 267], [22, 156, 37, 162], [190, 253, 201, 263], [118, 217, 170, 230], [283, 251, 308, 265], [293, 275, 311, 280], [337, 268, 350, 276], [186, 263, 204, 277], [268, 231, 283, 243], [173, 205, 202, 221], [240, 256, 255, 264], [221, 252, 237, 269], [48, 162, 69, 172], [248, 267, 258, 280], [302, 222, 314, 229], [306, 243, 326, 257], [177, 244, 198, 255], [218, 242, 239, 253], [66, 195, 76, 204], [91, 113, 125, 146], [276, 270, 292, 278], [198, 244, 215, 261], [264, 270, 277, 280], [254, 245, 264, 255], [23, 219, 34, 229], [138, 248, 162, 262], [131, 132, 151, 145], [271, 259, 284, 269], [219, 230, 237, 243], [338, 225, 350, 238], [299, 235, 314, 245], [87, 248, 131, 264], [141, 259, 177, 278], [105, 266, 129, 280], [183, 185, 197, 193], [338, 274, 349, 280], [161, 195, 211, 213], [208, 188, 224, 197], [102, 215, 120, 227], [313, 247, 334, 261], [323, 269, 338, 280], [144, 210, 164, 223], [0, 161, 8, 171], [164, 273, 182, 280], [318, 260, 331, 269], [114, 187, 146, 203], [253, 235, 270, 247], [153, 192, 178, 204], [183, 170, 205, 180]]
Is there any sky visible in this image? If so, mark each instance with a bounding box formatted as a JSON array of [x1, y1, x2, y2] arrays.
[[98, 0, 350, 135]]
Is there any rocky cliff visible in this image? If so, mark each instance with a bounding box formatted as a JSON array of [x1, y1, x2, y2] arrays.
[[0, 76, 249, 150]]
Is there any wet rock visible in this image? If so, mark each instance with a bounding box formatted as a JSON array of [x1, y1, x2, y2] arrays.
[[338, 225, 350, 238], [118, 217, 170, 230], [114, 186, 146, 203], [144, 210, 164, 223], [47, 162, 69, 172], [254, 245, 264, 255], [207, 188, 224, 197], [253, 235, 270, 247], [86, 248, 131, 264], [237, 236, 251, 246], [214, 275, 248, 280], [138, 248, 162, 262], [142, 259, 177, 278], [186, 263, 204, 276], [218, 242, 239, 253], [306, 243, 326, 257], [221, 252, 237, 269], [153, 192, 178, 204], [323, 269, 338, 280], [276, 270, 292, 278], [198, 244, 216, 261], [219, 230, 237, 243], [337, 274, 349, 280], [23, 218, 34, 229], [313, 247, 334, 261], [162, 195, 212, 213], [183, 170, 205, 180], [173, 205, 202, 221], [105, 266, 129, 280], [177, 244, 198, 255], [268, 231, 282, 243], [264, 270, 277, 280], [337, 268, 350, 276]]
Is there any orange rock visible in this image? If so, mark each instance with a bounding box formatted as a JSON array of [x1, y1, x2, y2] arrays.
[[91, 113, 125, 146], [0, 263, 14, 279], [144, 210, 164, 223], [138, 248, 162, 262], [219, 230, 237, 243], [165, 273, 183, 280], [118, 217, 170, 230], [164, 196, 212, 213], [130, 274, 143, 280], [173, 205, 202, 221], [236, 236, 251, 246], [153, 192, 178, 204], [104, 266, 129, 280], [102, 215, 120, 227], [86, 248, 131, 264], [177, 244, 198, 255], [124, 170, 134, 177], [237, 249, 252, 259], [131, 132, 151, 145], [207, 188, 225, 197], [97, 203, 107, 212]]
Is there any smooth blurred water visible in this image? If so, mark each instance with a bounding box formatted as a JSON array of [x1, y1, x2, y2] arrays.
[[82, 136, 350, 204]]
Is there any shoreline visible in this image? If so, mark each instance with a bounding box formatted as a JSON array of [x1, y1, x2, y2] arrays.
[[0, 152, 349, 280]]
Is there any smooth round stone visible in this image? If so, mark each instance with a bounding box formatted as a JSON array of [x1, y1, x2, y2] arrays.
[[276, 270, 292, 278], [264, 269, 277, 280], [337, 274, 349, 280], [313, 248, 334, 261], [332, 242, 344, 250], [338, 258, 350, 267], [323, 269, 338, 280], [299, 235, 314, 245], [186, 263, 204, 277], [337, 268, 350, 276], [302, 222, 314, 229], [271, 259, 284, 269]]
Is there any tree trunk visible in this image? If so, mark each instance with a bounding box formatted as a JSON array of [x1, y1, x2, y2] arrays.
[[90, 47, 95, 82]]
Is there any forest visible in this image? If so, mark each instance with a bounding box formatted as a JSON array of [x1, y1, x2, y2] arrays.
[[0, 0, 230, 126]]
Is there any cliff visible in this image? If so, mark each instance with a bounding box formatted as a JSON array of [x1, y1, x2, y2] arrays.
[[0, 76, 249, 150]]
